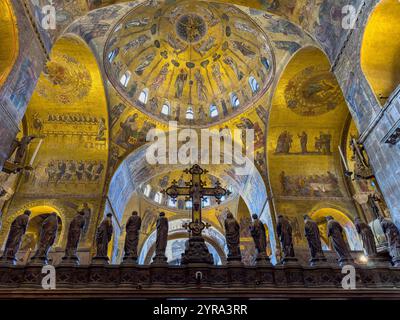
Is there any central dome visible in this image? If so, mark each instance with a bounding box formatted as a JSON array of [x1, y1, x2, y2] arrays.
[[104, 0, 275, 127]]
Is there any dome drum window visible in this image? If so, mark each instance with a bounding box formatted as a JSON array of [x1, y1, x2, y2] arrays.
[[186, 106, 194, 120], [230, 93, 240, 108], [210, 104, 219, 118], [120, 71, 131, 87], [154, 192, 163, 204], [161, 101, 170, 116], [249, 76, 260, 94], [138, 88, 149, 105]]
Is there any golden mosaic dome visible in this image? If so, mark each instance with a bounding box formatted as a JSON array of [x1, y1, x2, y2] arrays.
[[104, 0, 275, 127]]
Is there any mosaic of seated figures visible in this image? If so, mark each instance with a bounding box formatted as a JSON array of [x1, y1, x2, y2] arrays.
[[279, 171, 343, 197]]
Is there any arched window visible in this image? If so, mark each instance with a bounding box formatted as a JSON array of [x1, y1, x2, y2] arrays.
[[138, 88, 149, 104], [143, 184, 151, 197], [210, 104, 219, 118], [154, 192, 163, 204], [230, 93, 240, 108], [261, 57, 270, 71], [186, 106, 194, 119], [168, 197, 176, 207], [108, 48, 119, 63], [248, 76, 260, 93], [114, 24, 122, 32], [186, 200, 192, 209], [120, 71, 131, 87], [161, 101, 170, 115], [202, 196, 210, 208]]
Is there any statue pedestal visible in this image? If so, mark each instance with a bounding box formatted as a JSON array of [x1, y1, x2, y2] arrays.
[[281, 256, 300, 266], [309, 256, 328, 267], [91, 256, 109, 265], [152, 254, 168, 265], [227, 255, 243, 266], [391, 256, 400, 267], [60, 255, 80, 266], [122, 256, 138, 265], [29, 255, 49, 266], [255, 253, 272, 267], [338, 257, 355, 267], [0, 257, 17, 266], [181, 236, 214, 265], [362, 251, 390, 267]]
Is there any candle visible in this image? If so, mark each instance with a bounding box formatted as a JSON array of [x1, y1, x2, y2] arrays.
[[338, 145, 349, 171]]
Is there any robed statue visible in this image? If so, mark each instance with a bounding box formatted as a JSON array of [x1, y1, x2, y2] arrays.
[[277, 215, 296, 263], [123, 211, 142, 263], [354, 217, 377, 257], [379, 216, 400, 267], [2, 210, 31, 264], [326, 216, 354, 266], [62, 210, 86, 264], [303, 215, 326, 265], [224, 211, 241, 262], [250, 214, 270, 265], [81, 202, 91, 236], [94, 213, 113, 262], [31, 213, 58, 264], [7, 135, 36, 165], [152, 212, 168, 264]]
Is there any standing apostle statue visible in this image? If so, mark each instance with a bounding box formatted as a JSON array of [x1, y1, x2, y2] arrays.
[[1, 210, 31, 265], [303, 215, 327, 266], [152, 212, 168, 265], [277, 215, 298, 264], [30, 213, 58, 265], [123, 211, 142, 264], [92, 213, 113, 265], [224, 211, 242, 264], [249, 214, 271, 266], [326, 216, 354, 266], [62, 210, 86, 265]]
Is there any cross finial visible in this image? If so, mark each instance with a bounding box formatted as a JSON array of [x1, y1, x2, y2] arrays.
[[164, 165, 230, 237]]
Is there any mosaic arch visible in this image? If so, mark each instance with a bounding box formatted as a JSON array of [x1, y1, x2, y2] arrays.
[[3, 34, 111, 251], [266, 45, 360, 246], [104, 0, 275, 127], [19, 34, 110, 197], [361, 0, 400, 105], [106, 139, 277, 259], [0, 0, 19, 87]]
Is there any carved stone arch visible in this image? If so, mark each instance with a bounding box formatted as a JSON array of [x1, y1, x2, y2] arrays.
[[266, 45, 362, 258]]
